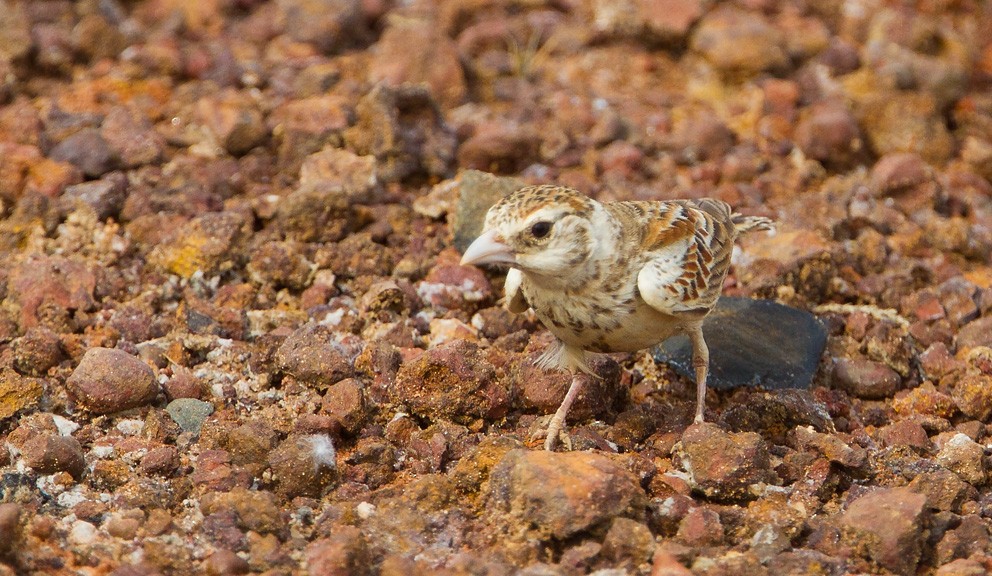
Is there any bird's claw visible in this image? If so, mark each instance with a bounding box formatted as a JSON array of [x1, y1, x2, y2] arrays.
[[529, 416, 573, 451], [544, 428, 573, 451]]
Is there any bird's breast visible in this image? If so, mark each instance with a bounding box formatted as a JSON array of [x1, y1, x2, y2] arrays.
[[521, 281, 681, 353]]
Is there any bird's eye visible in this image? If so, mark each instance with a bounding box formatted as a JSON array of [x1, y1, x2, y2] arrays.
[[530, 221, 552, 239]]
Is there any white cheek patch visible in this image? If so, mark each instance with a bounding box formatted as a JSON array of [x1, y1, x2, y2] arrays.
[[523, 249, 568, 273]]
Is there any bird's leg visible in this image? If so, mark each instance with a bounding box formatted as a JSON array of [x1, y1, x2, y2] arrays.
[[544, 372, 583, 451], [688, 324, 710, 424]]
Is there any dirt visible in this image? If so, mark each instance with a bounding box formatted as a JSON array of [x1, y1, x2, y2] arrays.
[[1, 0, 992, 575]]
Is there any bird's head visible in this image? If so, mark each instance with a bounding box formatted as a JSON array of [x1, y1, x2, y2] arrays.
[[460, 185, 597, 280]]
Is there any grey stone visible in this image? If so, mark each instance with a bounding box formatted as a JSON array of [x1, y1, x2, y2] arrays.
[[166, 398, 214, 434], [451, 170, 525, 253]]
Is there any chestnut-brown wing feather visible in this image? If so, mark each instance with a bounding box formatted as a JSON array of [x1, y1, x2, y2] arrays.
[[632, 199, 737, 315]]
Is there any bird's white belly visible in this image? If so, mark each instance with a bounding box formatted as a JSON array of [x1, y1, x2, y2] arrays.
[[530, 293, 682, 354]]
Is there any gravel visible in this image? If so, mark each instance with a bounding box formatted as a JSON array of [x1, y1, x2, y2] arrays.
[[0, 0, 990, 573]]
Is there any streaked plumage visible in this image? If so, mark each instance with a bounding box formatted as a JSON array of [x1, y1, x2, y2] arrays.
[[461, 185, 773, 450]]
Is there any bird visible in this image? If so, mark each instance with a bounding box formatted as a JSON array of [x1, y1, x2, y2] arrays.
[[460, 184, 774, 450]]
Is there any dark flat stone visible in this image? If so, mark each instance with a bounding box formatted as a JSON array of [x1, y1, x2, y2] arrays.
[[653, 297, 826, 390]]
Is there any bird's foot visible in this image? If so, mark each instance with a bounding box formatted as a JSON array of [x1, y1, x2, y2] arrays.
[[693, 413, 705, 425], [529, 415, 573, 451]]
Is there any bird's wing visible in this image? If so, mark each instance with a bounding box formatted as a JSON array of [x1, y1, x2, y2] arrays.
[[632, 199, 737, 316], [503, 267, 529, 313]]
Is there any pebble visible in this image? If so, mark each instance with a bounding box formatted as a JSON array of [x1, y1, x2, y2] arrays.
[[937, 278, 979, 327], [450, 170, 525, 253], [165, 398, 214, 435], [870, 152, 930, 196], [674, 423, 774, 501], [598, 140, 644, 178], [936, 433, 986, 487], [668, 111, 735, 163], [791, 426, 867, 470], [794, 101, 865, 169], [592, 0, 703, 45], [21, 434, 86, 478], [417, 263, 493, 311], [275, 186, 355, 243], [690, 550, 766, 575], [676, 506, 723, 547], [275, 0, 365, 54], [0, 503, 21, 556], [876, 419, 931, 452], [717, 390, 833, 445], [275, 323, 355, 390], [267, 434, 338, 499], [225, 421, 279, 477], [957, 316, 992, 350], [320, 378, 366, 434], [936, 558, 988, 576], [190, 449, 242, 493], [426, 317, 478, 348], [893, 382, 958, 419], [392, 339, 511, 426], [840, 487, 928, 575], [456, 123, 541, 175], [936, 515, 990, 567], [601, 517, 655, 565], [204, 549, 250, 576], [100, 106, 165, 169], [48, 128, 114, 178], [9, 255, 96, 329], [488, 449, 647, 540], [651, 549, 694, 576], [68, 520, 97, 545], [369, 19, 466, 109], [358, 280, 410, 315], [149, 211, 253, 278], [952, 374, 992, 421], [139, 446, 181, 477], [860, 93, 954, 163], [919, 342, 965, 381], [11, 326, 63, 376], [270, 94, 351, 169], [0, 369, 43, 420], [196, 92, 269, 156], [200, 487, 283, 535], [162, 366, 206, 400], [767, 549, 845, 576], [66, 348, 158, 415], [305, 525, 370, 576], [298, 147, 380, 203], [907, 469, 976, 513], [246, 241, 313, 290], [0, 3, 31, 64], [519, 353, 624, 423], [832, 356, 901, 399], [60, 173, 127, 220], [690, 6, 787, 77], [343, 84, 455, 183]]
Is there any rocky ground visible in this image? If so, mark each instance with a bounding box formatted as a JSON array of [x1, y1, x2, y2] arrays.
[[0, 0, 991, 574]]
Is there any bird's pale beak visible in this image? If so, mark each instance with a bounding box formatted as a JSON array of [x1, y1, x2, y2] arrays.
[[460, 229, 516, 266]]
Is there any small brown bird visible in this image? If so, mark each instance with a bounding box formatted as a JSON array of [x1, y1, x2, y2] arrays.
[[460, 185, 773, 450]]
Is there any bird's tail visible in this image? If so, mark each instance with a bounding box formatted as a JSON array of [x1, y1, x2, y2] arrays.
[[732, 214, 774, 234]]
